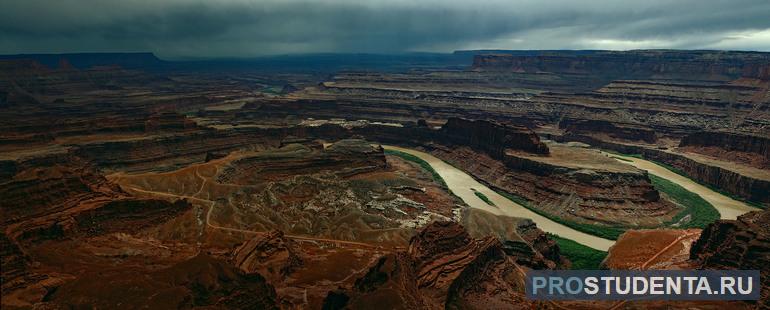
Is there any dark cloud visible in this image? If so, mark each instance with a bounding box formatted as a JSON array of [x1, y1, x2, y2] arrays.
[[1, 0, 769, 58]]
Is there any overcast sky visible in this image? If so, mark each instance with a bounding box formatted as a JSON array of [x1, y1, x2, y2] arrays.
[[1, 0, 769, 59]]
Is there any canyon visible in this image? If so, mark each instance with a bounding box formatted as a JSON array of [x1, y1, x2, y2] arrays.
[[1, 50, 768, 309]]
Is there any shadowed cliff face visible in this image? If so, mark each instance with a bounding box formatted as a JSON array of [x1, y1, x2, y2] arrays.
[[439, 117, 549, 158], [560, 119, 658, 144], [690, 209, 770, 308], [680, 131, 770, 169]]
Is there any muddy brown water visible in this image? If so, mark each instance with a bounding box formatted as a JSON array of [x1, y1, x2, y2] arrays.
[[606, 153, 760, 220], [383, 145, 615, 251], [383, 146, 761, 252]]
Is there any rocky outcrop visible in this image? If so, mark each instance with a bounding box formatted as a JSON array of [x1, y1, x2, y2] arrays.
[[439, 117, 549, 158], [512, 220, 568, 269], [231, 230, 303, 282], [0, 159, 125, 226], [74, 129, 277, 172], [323, 221, 541, 309], [680, 131, 770, 168], [560, 119, 657, 144], [216, 139, 387, 184], [0, 157, 191, 244], [690, 209, 770, 308], [638, 148, 770, 206], [461, 208, 567, 269], [72, 198, 190, 236]]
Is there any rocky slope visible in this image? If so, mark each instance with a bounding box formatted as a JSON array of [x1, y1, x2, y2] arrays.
[[691, 209, 770, 308], [231, 230, 303, 283], [43, 253, 279, 309], [602, 229, 701, 270], [461, 208, 567, 269], [216, 139, 386, 184], [322, 221, 547, 309], [679, 131, 770, 169]]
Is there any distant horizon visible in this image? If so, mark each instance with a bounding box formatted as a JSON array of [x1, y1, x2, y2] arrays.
[[3, 48, 770, 62]]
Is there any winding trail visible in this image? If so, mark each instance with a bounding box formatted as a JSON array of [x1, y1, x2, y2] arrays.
[[639, 231, 701, 270], [606, 153, 760, 220], [382, 145, 615, 251], [122, 185, 396, 250]]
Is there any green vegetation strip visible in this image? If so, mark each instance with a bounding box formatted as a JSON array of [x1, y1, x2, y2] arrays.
[[651, 160, 765, 209], [385, 149, 447, 188], [608, 150, 764, 209], [495, 190, 626, 240], [649, 174, 720, 229], [548, 233, 607, 270], [472, 189, 496, 206]]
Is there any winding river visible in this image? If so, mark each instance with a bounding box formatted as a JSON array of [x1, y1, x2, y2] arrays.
[[606, 153, 759, 220], [383, 145, 615, 251], [383, 145, 761, 252]]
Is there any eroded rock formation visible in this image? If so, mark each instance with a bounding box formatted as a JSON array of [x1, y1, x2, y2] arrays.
[[680, 131, 770, 168], [690, 209, 770, 308], [439, 117, 549, 158], [231, 230, 303, 282], [217, 139, 386, 184], [560, 119, 657, 144], [323, 221, 542, 309]]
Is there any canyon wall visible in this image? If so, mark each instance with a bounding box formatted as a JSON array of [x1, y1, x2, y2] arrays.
[[438, 117, 549, 158], [691, 209, 770, 308], [679, 131, 770, 168], [564, 134, 770, 206], [559, 119, 657, 143], [4, 118, 674, 230]]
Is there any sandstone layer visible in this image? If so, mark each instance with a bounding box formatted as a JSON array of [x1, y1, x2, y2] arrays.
[[691, 209, 770, 308], [323, 221, 548, 309]]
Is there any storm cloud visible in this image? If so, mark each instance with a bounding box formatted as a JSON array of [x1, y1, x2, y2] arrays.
[[1, 0, 769, 58]]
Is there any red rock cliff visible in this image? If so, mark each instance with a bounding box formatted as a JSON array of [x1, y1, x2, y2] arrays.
[[439, 117, 549, 159], [690, 209, 770, 308]]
